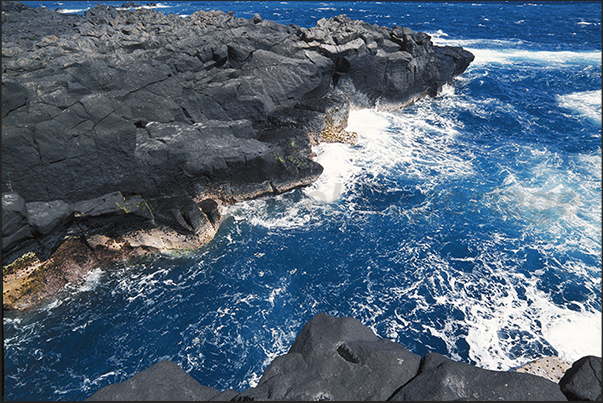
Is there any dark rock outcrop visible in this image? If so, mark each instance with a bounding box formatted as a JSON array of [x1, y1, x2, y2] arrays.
[[86, 313, 601, 401], [559, 356, 602, 401], [2, 1, 472, 204], [2, 192, 33, 253], [2, 191, 222, 310], [389, 352, 567, 401], [2, 1, 473, 310], [235, 313, 421, 401]]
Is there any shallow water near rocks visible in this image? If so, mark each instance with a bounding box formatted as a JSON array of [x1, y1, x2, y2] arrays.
[[3, 2, 601, 400]]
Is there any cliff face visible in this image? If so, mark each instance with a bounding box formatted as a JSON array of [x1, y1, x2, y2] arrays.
[[2, 1, 474, 310]]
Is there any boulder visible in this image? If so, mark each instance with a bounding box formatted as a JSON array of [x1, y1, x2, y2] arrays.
[[26, 200, 72, 235], [389, 352, 567, 401], [559, 355, 602, 401], [86, 361, 221, 401], [235, 313, 422, 400]]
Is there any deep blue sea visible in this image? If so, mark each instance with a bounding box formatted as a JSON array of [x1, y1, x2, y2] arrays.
[[3, 1, 602, 401]]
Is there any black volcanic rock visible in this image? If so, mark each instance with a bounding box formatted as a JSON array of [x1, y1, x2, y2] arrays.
[[559, 355, 602, 401], [390, 352, 568, 401], [86, 314, 597, 401], [2, 192, 33, 252], [26, 199, 72, 235], [2, 1, 473, 309], [2, 1, 472, 205], [235, 313, 422, 400]]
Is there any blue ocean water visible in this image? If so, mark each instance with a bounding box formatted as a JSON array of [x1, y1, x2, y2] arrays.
[[3, 1, 601, 401]]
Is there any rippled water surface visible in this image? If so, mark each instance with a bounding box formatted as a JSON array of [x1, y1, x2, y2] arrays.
[[3, 1, 602, 400]]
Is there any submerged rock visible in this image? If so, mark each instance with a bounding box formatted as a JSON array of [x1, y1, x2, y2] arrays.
[[2, 0, 473, 310], [86, 313, 599, 401]]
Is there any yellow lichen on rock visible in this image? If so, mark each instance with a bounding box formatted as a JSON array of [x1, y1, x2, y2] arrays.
[[3, 252, 44, 308], [3, 237, 99, 311]]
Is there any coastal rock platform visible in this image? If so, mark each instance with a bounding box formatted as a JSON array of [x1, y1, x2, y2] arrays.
[[86, 313, 602, 401], [2, 1, 473, 310]]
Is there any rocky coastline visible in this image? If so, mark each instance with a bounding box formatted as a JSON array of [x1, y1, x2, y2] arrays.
[[3, 3, 601, 401], [2, 1, 473, 310], [85, 313, 602, 401]]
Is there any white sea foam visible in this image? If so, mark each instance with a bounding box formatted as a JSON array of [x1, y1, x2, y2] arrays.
[[305, 142, 358, 203], [429, 35, 526, 49], [226, 196, 321, 230], [56, 8, 86, 14], [557, 90, 602, 124], [466, 48, 602, 66], [428, 35, 601, 67], [492, 146, 602, 259], [454, 202, 601, 370], [266, 285, 286, 307], [544, 310, 602, 361], [368, 241, 601, 371], [44, 298, 63, 311], [77, 268, 104, 292], [463, 266, 601, 370], [304, 108, 391, 203], [117, 3, 171, 11], [303, 106, 473, 208], [319, 97, 601, 371]]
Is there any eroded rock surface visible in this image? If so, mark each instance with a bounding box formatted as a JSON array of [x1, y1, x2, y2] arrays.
[[2, 191, 222, 310], [236, 313, 422, 401]]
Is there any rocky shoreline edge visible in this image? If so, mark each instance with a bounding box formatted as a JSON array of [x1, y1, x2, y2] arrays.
[[86, 313, 602, 401], [2, 1, 473, 310], [2, 3, 601, 401]]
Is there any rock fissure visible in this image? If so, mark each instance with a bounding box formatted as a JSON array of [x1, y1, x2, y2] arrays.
[[29, 133, 52, 201]]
